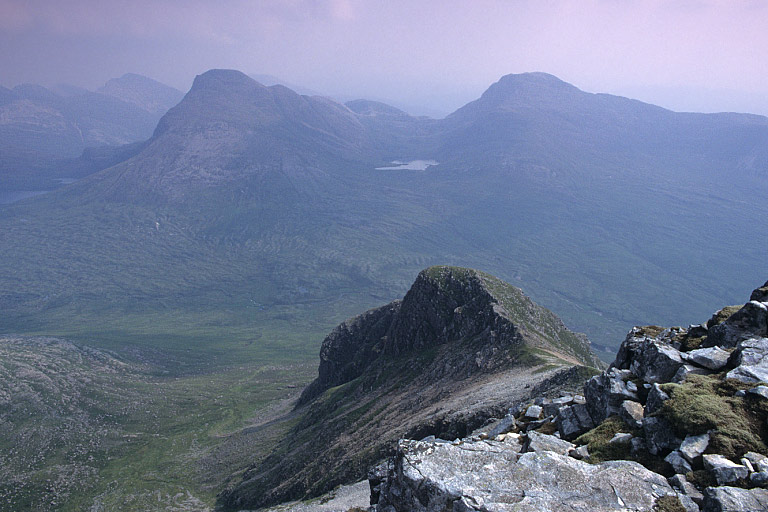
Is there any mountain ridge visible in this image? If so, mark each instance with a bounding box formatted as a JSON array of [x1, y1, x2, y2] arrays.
[[218, 266, 600, 510]]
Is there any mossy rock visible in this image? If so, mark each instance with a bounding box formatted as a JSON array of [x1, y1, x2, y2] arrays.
[[636, 325, 666, 338], [706, 305, 743, 329], [575, 416, 634, 462], [658, 374, 768, 460]]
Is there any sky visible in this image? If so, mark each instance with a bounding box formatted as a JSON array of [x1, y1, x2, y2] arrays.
[[1, 0, 767, 117]]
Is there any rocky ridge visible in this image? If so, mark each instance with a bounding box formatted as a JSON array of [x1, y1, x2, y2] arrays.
[[218, 266, 600, 510], [369, 280, 768, 512]]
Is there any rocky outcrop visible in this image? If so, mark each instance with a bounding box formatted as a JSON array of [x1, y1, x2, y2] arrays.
[[299, 266, 601, 406], [218, 267, 600, 510], [374, 436, 678, 512], [368, 279, 768, 512]]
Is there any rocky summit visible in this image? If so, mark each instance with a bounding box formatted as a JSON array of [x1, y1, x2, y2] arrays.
[[217, 266, 601, 510], [368, 279, 768, 512]]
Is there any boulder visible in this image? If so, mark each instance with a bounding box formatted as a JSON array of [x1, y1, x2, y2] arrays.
[[703, 454, 750, 485], [673, 364, 713, 383], [487, 414, 517, 438], [610, 432, 633, 444], [584, 370, 638, 424], [744, 452, 768, 473], [665, 450, 693, 475], [725, 338, 768, 384], [524, 431, 574, 455], [542, 395, 574, 417], [747, 386, 768, 400], [668, 474, 705, 506], [373, 438, 678, 512], [750, 472, 768, 487], [701, 486, 768, 512], [707, 301, 768, 348], [556, 403, 594, 441], [525, 404, 543, 419], [643, 416, 680, 456], [680, 433, 710, 464], [685, 347, 731, 371], [646, 383, 670, 416], [619, 400, 644, 429], [629, 340, 684, 384]]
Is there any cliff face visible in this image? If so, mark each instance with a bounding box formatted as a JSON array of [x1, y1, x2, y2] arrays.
[[299, 266, 600, 406], [218, 267, 600, 510]]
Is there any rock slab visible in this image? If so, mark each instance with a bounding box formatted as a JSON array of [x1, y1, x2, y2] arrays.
[[374, 438, 677, 511]]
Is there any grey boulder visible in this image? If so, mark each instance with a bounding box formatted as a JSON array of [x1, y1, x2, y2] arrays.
[[555, 403, 595, 441], [701, 486, 768, 512], [685, 347, 731, 371], [680, 433, 710, 463], [374, 438, 678, 512], [703, 454, 750, 485], [726, 338, 768, 384]]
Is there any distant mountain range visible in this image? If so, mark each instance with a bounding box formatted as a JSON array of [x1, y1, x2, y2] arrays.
[[0, 73, 183, 191], [0, 69, 766, 364]]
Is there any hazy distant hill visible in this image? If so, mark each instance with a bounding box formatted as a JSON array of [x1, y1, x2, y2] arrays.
[[98, 73, 184, 115], [0, 69, 766, 365], [0, 74, 182, 191]]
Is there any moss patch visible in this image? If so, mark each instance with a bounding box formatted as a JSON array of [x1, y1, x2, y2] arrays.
[[658, 374, 768, 460], [575, 416, 633, 462], [636, 325, 666, 338], [706, 305, 743, 328], [653, 495, 687, 512]]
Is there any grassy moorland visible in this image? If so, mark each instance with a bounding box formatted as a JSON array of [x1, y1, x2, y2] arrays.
[[0, 335, 316, 512]]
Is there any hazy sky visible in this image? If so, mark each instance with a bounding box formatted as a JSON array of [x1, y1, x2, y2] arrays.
[[2, 0, 767, 116]]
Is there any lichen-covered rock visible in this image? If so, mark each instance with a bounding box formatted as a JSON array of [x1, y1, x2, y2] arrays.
[[701, 486, 768, 512], [374, 438, 677, 512]]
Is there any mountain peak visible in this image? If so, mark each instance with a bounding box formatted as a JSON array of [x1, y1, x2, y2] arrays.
[[297, 265, 599, 405], [190, 68, 262, 91], [475, 72, 581, 110]]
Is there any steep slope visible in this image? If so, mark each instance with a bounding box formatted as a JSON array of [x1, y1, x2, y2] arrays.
[[218, 266, 600, 510]]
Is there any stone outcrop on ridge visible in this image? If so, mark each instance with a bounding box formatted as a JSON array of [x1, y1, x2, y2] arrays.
[[370, 279, 768, 512], [218, 266, 601, 510]]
